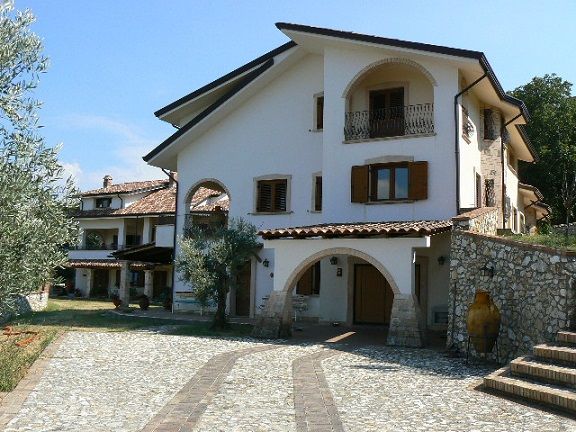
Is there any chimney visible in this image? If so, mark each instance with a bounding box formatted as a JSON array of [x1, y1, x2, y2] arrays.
[[168, 171, 177, 188], [103, 175, 113, 188]]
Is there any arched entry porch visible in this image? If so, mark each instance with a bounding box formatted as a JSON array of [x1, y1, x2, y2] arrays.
[[253, 238, 428, 347]]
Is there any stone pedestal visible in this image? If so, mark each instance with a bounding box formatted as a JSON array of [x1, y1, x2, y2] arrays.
[[144, 270, 153, 299], [85, 269, 93, 298], [387, 294, 424, 347], [119, 262, 130, 307], [252, 290, 292, 338]]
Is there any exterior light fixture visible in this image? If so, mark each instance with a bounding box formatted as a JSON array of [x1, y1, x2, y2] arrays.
[[437, 256, 446, 266], [329, 256, 338, 265], [262, 259, 270, 268], [481, 262, 495, 278]]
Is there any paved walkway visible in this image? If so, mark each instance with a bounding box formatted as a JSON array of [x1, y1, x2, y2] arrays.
[[1, 331, 575, 431]]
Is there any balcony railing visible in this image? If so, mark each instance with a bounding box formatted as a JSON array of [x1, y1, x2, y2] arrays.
[[344, 103, 434, 141], [184, 212, 228, 238], [71, 243, 118, 251]]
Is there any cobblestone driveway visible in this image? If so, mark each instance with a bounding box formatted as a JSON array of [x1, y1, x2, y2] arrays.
[[1, 331, 575, 431]]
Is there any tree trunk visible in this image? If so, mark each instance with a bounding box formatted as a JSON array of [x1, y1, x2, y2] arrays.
[[212, 283, 229, 330]]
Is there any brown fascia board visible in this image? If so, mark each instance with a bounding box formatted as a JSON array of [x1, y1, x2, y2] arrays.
[[276, 22, 531, 121], [144, 58, 275, 163], [516, 124, 539, 162], [154, 41, 296, 118]]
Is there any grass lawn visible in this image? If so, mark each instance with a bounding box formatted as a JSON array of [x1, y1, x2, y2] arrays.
[[0, 298, 253, 393], [510, 233, 576, 252]]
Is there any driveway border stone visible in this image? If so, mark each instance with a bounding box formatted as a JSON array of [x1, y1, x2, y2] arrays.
[[0, 332, 65, 429]]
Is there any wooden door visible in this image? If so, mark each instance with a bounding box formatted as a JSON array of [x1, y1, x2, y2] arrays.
[[153, 271, 168, 299], [354, 264, 393, 324], [369, 88, 405, 137], [235, 261, 251, 316], [92, 269, 109, 297]]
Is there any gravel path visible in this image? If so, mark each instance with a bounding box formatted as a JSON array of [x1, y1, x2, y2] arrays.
[[2, 332, 576, 431]]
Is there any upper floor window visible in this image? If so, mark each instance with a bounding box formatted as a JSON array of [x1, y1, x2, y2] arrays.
[[351, 161, 428, 203], [483, 109, 497, 140], [314, 95, 324, 130], [256, 178, 289, 213], [95, 197, 112, 208], [314, 175, 322, 211]]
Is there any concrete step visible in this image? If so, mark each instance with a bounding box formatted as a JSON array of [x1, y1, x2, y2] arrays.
[[511, 356, 576, 388], [557, 331, 576, 346], [534, 344, 576, 366], [484, 367, 576, 413]]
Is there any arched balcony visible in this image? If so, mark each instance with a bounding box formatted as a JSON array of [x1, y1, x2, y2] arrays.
[[344, 59, 436, 141]]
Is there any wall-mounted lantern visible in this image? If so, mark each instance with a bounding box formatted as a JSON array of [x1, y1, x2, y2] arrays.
[[262, 259, 270, 268], [481, 262, 495, 278], [437, 256, 447, 266], [329, 256, 338, 265]]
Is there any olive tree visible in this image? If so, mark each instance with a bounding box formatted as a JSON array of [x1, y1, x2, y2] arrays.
[[0, 0, 78, 317], [176, 218, 260, 329]]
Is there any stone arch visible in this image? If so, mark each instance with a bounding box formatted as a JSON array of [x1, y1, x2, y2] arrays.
[[274, 247, 400, 331], [282, 246, 400, 296], [184, 177, 231, 210], [342, 57, 437, 99]]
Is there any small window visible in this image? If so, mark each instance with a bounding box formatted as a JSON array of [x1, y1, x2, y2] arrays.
[[256, 179, 288, 213], [95, 197, 112, 208], [475, 173, 482, 208], [483, 109, 497, 140], [314, 175, 322, 211], [296, 261, 321, 295], [351, 161, 427, 203], [315, 96, 324, 130]]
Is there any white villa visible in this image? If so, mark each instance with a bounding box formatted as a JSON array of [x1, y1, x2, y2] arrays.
[[141, 23, 549, 345]]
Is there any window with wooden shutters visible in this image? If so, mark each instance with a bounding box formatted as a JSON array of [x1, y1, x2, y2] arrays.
[[483, 109, 497, 140], [314, 175, 322, 211], [257, 179, 288, 212], [296, 261, 321, 295], [315, 96, 324, 130], [351, 161, 428, 203]]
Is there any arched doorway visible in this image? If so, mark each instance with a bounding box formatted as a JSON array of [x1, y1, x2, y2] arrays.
[[279, 248, 399, 327]]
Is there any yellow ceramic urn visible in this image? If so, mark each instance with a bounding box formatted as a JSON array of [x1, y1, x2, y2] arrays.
[[466, 290, 501, 354]]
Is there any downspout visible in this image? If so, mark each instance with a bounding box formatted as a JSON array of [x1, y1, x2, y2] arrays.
[[453, 74, 487, 215], [501, 113, 522, 230], [449, 73, 486, 352], [161, 168, 178, 314]]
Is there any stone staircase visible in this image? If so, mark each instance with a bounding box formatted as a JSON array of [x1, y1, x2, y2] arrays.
[[483, 330, 576, 414]]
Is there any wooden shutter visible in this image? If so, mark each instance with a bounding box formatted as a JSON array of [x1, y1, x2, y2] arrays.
[[351, 165, 369, 203], [314, 176, 322, 211], [274, 180, 287, 211], [257, 181, 273, 212], [408, 161, 428, 200]]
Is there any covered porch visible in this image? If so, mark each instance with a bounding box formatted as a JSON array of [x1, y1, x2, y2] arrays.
[[253, 220, 452, 347]]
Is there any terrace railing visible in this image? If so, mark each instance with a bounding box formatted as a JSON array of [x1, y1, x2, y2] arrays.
[[344, 103, 434, 140]]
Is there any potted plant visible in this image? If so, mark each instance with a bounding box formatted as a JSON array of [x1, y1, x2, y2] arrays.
[[138, 294, 150, 311], [111, 294, 122, 309]]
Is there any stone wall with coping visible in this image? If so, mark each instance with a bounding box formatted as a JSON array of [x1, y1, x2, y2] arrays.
[[452, 207, 498, 235], [448, 230, 576, 362]]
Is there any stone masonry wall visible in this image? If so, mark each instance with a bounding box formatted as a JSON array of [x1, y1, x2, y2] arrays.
[[448, 231, 576, 362], [453, 207, 498, 235], [479, 109, 504, 227], [0, 291, 48, 324]]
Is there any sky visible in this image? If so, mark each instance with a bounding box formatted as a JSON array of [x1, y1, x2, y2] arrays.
[[13, 0, 576, 191]]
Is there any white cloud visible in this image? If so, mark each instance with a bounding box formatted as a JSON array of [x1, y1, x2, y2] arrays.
[[58, 114, 167, 191]]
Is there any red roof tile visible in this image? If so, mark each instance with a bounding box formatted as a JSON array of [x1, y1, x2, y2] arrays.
[[81, 179, 168, 197], [259, 220, 452, 239]]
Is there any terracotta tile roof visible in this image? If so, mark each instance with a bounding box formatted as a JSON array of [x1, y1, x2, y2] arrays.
[[259, 220, 452, 240], [116, 187, 176, 216], [518, 182, 545, 201], [66, 259, 121, 269], [66, 259, 153, 270], [75, 185, 228, 218], [81, 179, 168, 197]]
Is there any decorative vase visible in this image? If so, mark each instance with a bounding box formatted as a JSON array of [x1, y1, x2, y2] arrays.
[[138, 295, 150, 311], [466, 290, 501, 354], [112, 295, 122, 309]]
